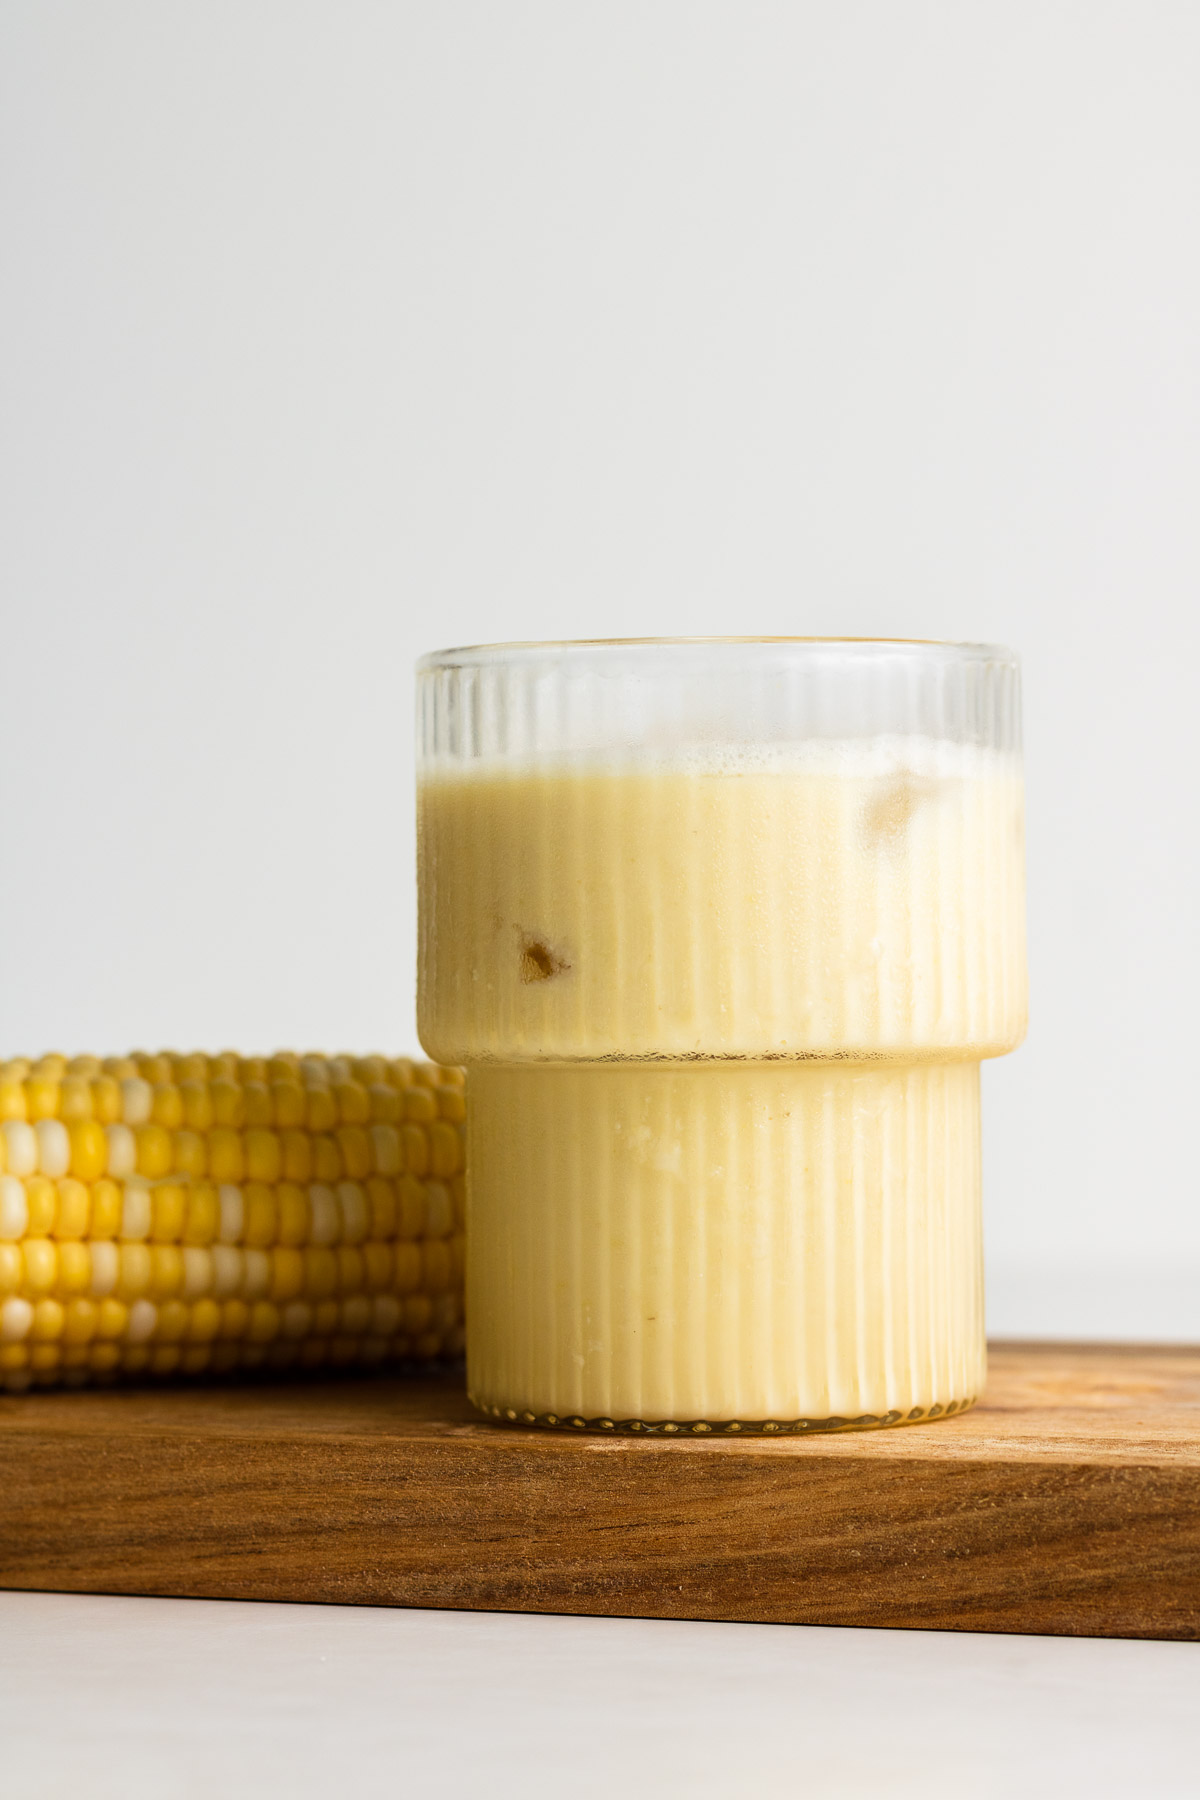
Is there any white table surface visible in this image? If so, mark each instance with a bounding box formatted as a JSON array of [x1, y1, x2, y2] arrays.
[[1, 1591, 1196, 1799]]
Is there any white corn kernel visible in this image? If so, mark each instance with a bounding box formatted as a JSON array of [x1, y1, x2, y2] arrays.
[[1, 1121, 37, 1178], [217, 1185, 244, 1244], [120, 1182, 152, 1242], [0, 1176, 29, 1241], [181, 1247, 213, 1300], [88, 1241, 119, 1298], [308, 1184, 338, 1246], [35, 1118, 70, 1178], [210, 1244, 243, 1299], [241, 1248, 271, 1301], [336, 1181, 368, 1245], [0, 1296, 34, 1342], [105, 1124, 136, 1179], [424, 1181, 454, 1240], [120, 1078, 153, 1125], [125, 1299, 158, 1343]]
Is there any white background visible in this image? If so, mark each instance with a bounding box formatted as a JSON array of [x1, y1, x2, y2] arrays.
[[2, 2, 1198, 1336]]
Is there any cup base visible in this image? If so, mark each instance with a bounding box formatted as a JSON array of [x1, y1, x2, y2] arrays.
[[469, 1394, 978, 1436]]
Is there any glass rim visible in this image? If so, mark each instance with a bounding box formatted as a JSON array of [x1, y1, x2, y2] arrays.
[[419, 636, 1017, 671]]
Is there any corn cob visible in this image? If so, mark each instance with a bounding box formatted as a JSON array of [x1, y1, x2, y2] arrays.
[[0, 1051, 465, 1391]]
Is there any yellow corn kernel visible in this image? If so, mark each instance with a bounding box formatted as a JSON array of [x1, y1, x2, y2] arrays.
[[425, 1182, 453, 1239], [208, 1128, 245, 1183], [137, 1054, 171, 1086], [0, 1078, 28, 1122], [271, 1082, 306, 1129], [134, 1123, 173, 1180], [311, 1298, 339, 1337], [391, 1241, 421, 1294], [172, 1129, 207, 1178], [58, 1076, 93, 1122], [404, 1086, 437, 1124], [403, 1294, 433, 1335], [436, 1085, 467, 1123], [150, 1184, 186, 1244], [243, 1182, 277, 1249], [429, 1120, 461, 1179], [451, 1232, 465, 1284], [209, 1053, 239, 1083], [352, 1056, 388, 1087], [268, 1053, 299, 1080], [422, 1238, 453, 1295], [336, 1245, 363, 1303], [269, 1247, 304, 1303], [366, 1177, 397, 1240], [340, 1295, 372, 1335], [218, 1298, 249, 1340], [210, 1080, 245, 1128], [25, 1176, 57, 1236], [362, 1241, 393, 1292], [91, 1178, 122, 1238], [63, 1297, 97, 1344], [305, 1086, 338, 1133], [411, 1062, 440, 1089], [396, 1176, 426, 1239], [90, 1076, 122, 1124], [439, 1065, 466, 1089], [67, 1118, 108, 1183], [101, 1056, 136, 1081], [174, 1054, 209, 1084], [180, 1080, 214, 1131], [311, 1135, 342, 1183], [56, 1240, 91, 1297], [26, 1074, 61, 1121], [96, 1296, 129, 1340], [387, 1057, 415, 1090], [149, 1245, 184, 1300], [367, 1083, 402, 1124], [275, 1127, 311, 1183], [368, 1123, 403, 1177], [185, 1297, 220, 1342], [303, 1246, 338, 1301], [245, 1128, 282, 1183], [0, 1244, 20, 1295], [241, 1082, 273, 1128], [51, 1178, 88, 1240], [88, 1342, 120, 1374], [336, 1127, 370, 1182], [155, 1299, 189, 1342], [183, 1181, 219, 1246], [281, 1299, 313, 1340], [238, 1057, 268, 1085], [31, 1296, 65, 1339], [116, 1243, 152, 1301], [151, 1083, 184, 1131], [276, 1183, 309, 1246], [246, 1300, 280, 1343], [401, 1124, 429, 1178], [333, 1082, 369, 1127]]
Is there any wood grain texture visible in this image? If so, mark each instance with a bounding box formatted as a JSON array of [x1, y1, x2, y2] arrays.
[[2, 1343, 1198, 1640]]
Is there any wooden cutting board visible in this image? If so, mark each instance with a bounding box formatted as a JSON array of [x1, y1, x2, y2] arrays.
[[2, 1342, 1198, 1640]]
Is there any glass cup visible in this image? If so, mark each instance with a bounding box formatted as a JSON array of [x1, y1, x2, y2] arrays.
[[417, 638, 1026, 1434]]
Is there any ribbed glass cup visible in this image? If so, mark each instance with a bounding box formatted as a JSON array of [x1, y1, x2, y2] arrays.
[[417, 638, 1026, 1434]]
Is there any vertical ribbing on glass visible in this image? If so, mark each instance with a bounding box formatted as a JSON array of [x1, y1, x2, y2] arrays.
[[466, 1061, 984, 1427]]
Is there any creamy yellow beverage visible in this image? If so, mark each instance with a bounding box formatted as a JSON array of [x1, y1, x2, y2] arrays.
[[417, 640, 1026, 1432]]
